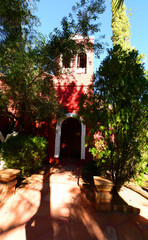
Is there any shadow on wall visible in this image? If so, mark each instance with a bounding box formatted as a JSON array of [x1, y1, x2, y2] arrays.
[[56, 80, 84, 112]]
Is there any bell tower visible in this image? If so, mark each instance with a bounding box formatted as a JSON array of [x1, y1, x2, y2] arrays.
[[53, 35, 94, 113]]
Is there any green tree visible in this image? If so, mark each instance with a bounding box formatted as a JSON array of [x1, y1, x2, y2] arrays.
[[79, 45, 148, 191], [111, 0, 131, 50], [111, 0, 148, 186], [0, 0, 105, 133], [112, 0, 124, 12], [0, 39, 63, 133], [70, 0, 105, 36], [0, 0, 62, 133], [79, 0, 148, 191], [0, 0, 39, 46]]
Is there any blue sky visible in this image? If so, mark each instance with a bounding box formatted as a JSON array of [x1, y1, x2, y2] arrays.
[[36, 0, 148, 71]]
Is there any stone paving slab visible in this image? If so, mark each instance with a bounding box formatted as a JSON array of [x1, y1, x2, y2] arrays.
[[0, 167, 148, 240]]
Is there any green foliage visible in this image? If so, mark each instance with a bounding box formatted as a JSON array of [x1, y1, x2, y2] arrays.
[[0, 135, 47, 176], [111, 0, 131, 50], [0, 0, 63, 132], [0, 0, 39, 44], [79, 45, 148, 191], [0, 40, 64, 132], [111, 0, 124, 15], [71, 0, 105, 36], [0, 0, 105, 133], [134, 130, 148, 186]]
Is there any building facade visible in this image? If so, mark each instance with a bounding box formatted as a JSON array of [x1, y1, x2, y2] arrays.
[[49, 35, 94, 165]]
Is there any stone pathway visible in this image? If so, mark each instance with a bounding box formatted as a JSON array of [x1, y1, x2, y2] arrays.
[[0, 167, 148, 240]]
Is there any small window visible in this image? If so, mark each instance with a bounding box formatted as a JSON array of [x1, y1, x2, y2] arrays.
[[77, 53, 87, 68]]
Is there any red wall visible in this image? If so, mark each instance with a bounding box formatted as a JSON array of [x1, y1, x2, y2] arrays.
[[47, 36, 94, 163]]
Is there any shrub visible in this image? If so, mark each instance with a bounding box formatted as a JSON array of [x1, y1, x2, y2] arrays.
[[0, 135, 47, 176]]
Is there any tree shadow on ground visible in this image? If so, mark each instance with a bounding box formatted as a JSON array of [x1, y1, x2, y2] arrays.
[[0, 165, 148, 239], [25, 165, 106, 240], [25, 168, 54, 240], [64, 184, 148, 240]]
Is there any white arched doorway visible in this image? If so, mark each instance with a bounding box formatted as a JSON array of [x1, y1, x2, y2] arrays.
[[54, 113, 86, 160]]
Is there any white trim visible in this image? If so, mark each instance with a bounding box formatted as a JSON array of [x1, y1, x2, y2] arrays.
[[54, 120, 62, 158], [72, 35, 94, 41], [81, 122, 86, 159], [76, 52, 88, 74], [87, 52, 89, 74], [54, 113, 86, 159]]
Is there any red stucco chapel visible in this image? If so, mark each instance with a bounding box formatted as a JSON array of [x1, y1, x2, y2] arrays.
[[48, 35, 94, 165]]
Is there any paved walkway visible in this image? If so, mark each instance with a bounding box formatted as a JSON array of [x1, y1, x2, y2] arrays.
[[0, 167, 148, 240]]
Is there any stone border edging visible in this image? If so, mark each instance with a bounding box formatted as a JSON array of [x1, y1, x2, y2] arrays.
[[124, 183, 148, 200]]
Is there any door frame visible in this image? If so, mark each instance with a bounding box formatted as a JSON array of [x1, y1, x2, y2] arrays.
[[54, 113, 86, 159]]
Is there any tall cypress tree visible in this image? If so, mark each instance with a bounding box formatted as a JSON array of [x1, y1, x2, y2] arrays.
[[111, 0, 131, 50], [79, 0, 147, 191]]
